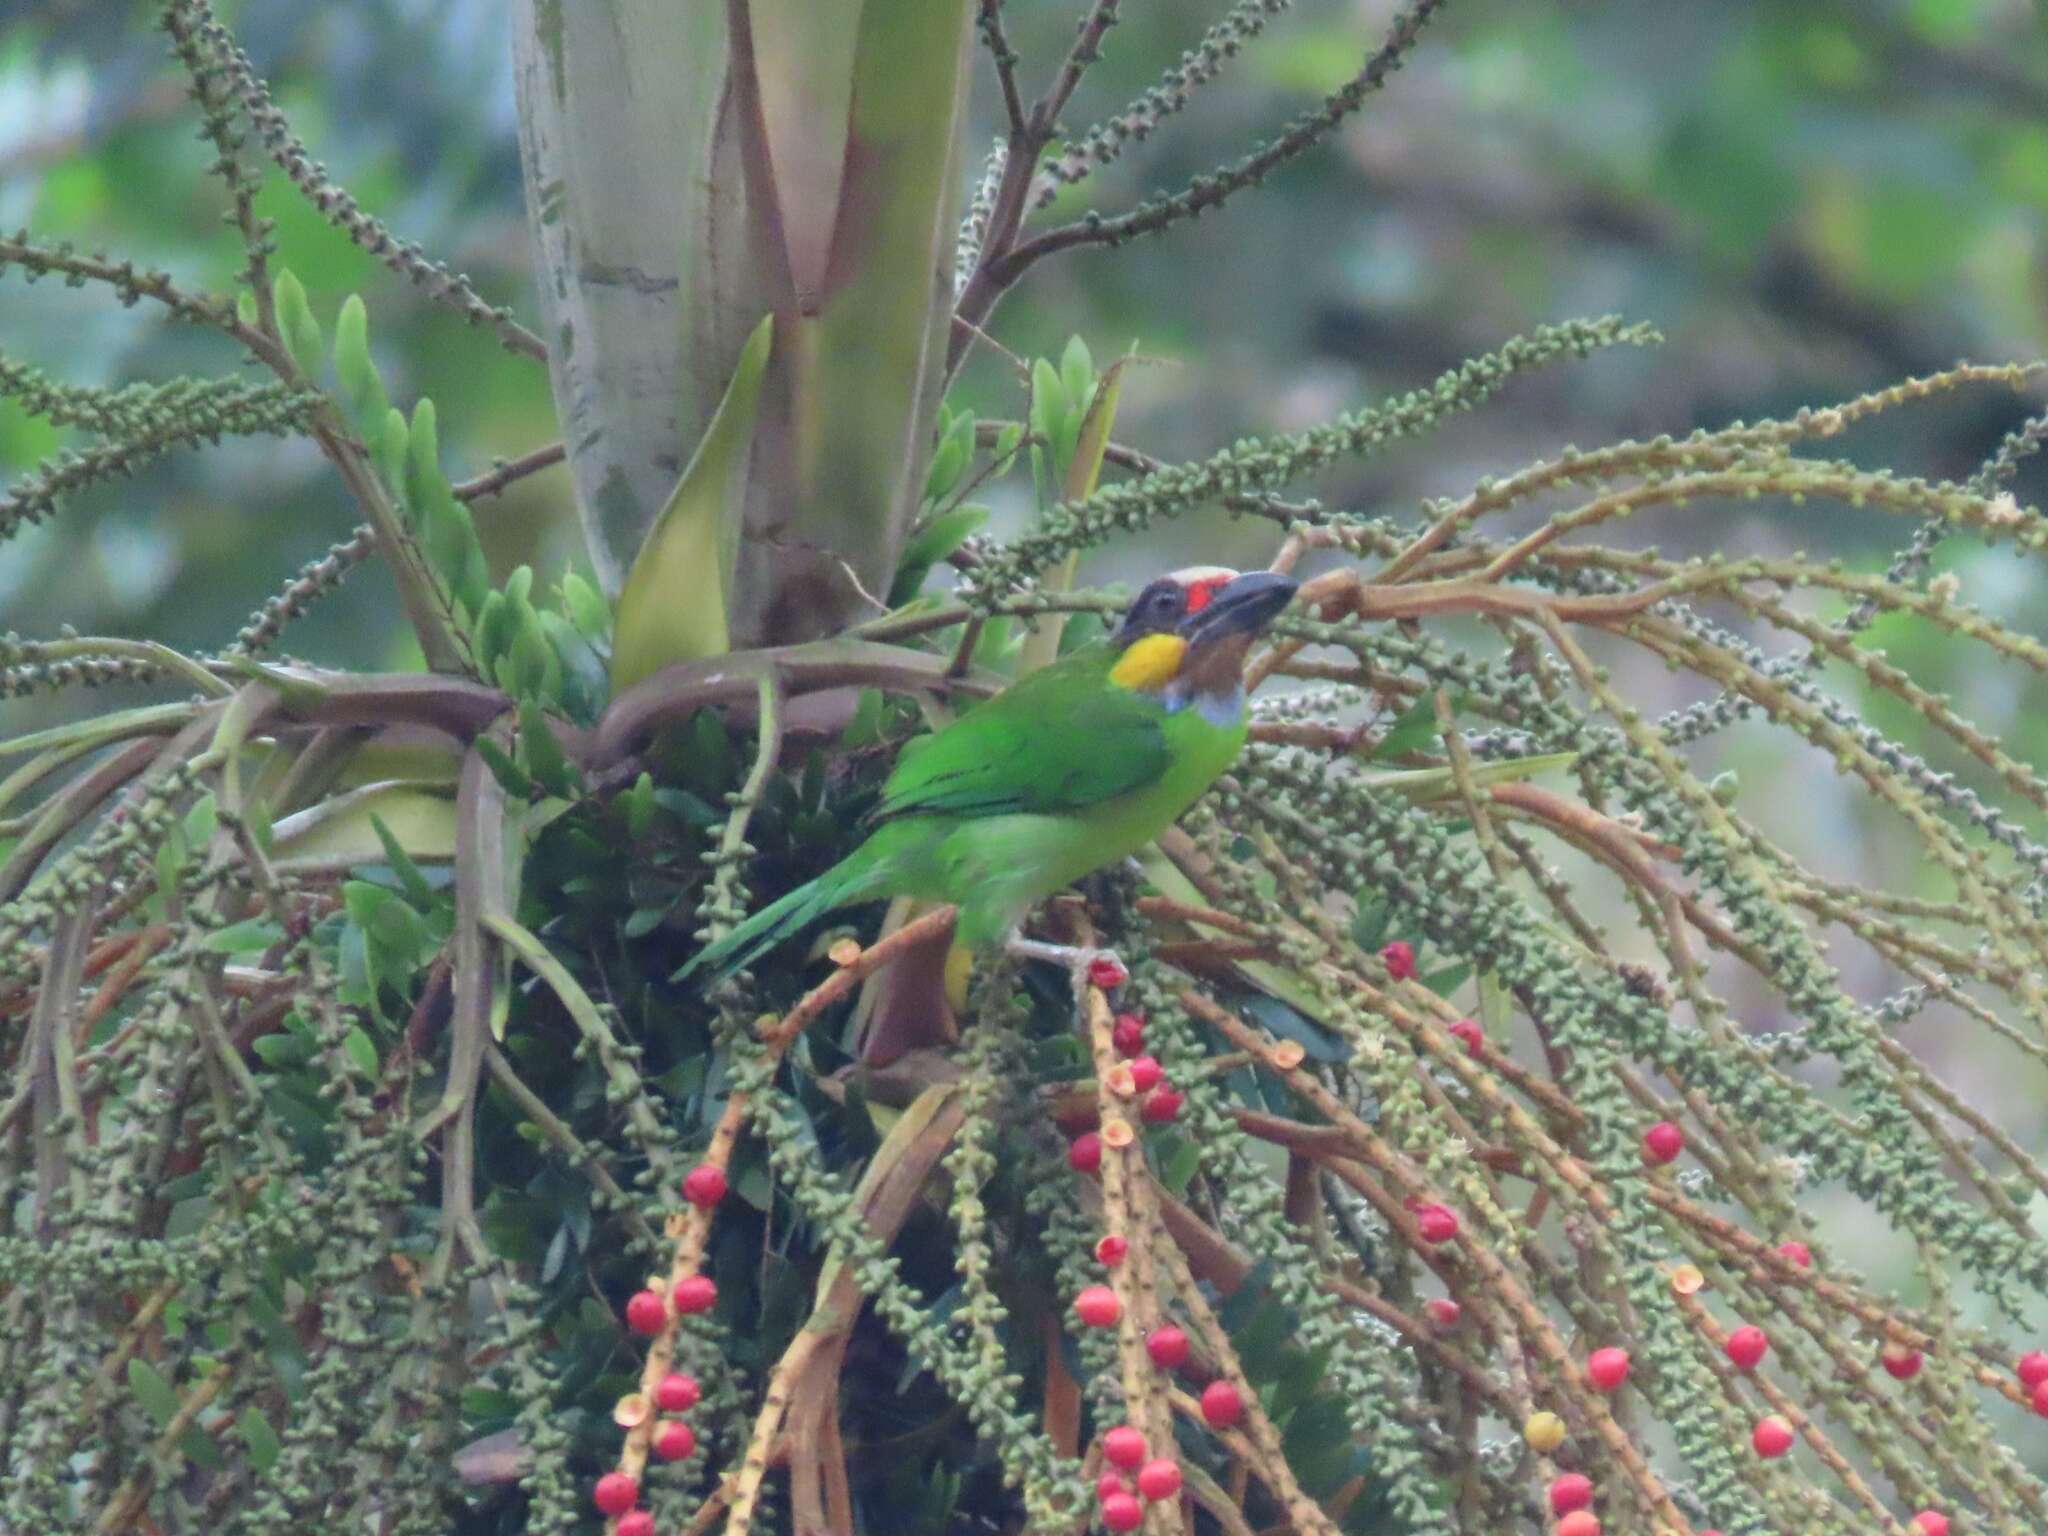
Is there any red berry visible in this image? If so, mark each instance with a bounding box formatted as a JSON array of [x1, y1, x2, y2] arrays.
[[1724, 1325, 1769, 1370], [1135, 1458, 1182, 1502], [1554, 1514, 1600, 1536], [1075, 1285, 1122, 1328], [1447, 1019, 1483, 1056], [1380, 940, 1417, 980], [2033, 1379, 2048, 1417], [617, 1512, 655, 1536], [1141, 1086, 1184, 1123], [1096, 1234, 1128, 1267], [1912, 1512, 1949, 1536], [654, 1419, 697, 1461], [1200, 1380, 1243, 1427], [1548, 1472, 1593, 1514], [1585, 1347, 1630, 1391], [2019, 1350, 2048, 1388], [1752, 1414, 1794, 1458], [682, 1163, 728, 1209], [1101, 1425, 1147, 1469], [655, 1371, 701, 1412], [624, 1289, 667, 1335], [1112, 1013, 1146, 1055], [1425, 1297, 1462, 1328], [1776, 1240, 1812, 1269], [1096, 1471, 1129, 1502], [1128, 1056, 1163, 1093], [1415, 1204, 1459, 1244], [1146, 1325, 1190, 1369], [593, 1472, 639, 1516], [1088, 955, 1128, 991], [672, 1275, 717, 1315], [1100, 1491, 1143, 1532], [1641, 1121, 1684, 1165], [1069, 1132, 1103, 1175], [1882, 1344, 1923, 1380]]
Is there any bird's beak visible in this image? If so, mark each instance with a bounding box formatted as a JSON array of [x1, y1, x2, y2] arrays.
[[1179, 570, 1298, 646]]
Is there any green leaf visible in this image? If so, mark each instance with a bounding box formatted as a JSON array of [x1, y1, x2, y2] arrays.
[[128, 1358, 179, 1427], [372, 407, 409, 497], [474, 737, 534, 798], [471, 590, 514, 672], [343, 879, 394, 935], [1370, 694, 1450, 760], [921, 407, 975, 502], [1023, 354, 1134, 673], [155, 828, 189, 909], [181, 1418, 225, 1470], [890, 504, 989, 604], [559, 571, 612, 647], [1059, 334, 1093, 416], [1028, 357, 1067, 485], [252, 1033, 313, 1068], [405, 397, 442, 505], [1281, 1393, 1355, 1495], [342, 1027, 379, 1075], [622, 772, 656, 840], [612, 313, 774, 687], [369, 813, 439, 911], [331, 294, 390, 430], [182, 792, 218, 849], [236, 1406, 282, 1472], [839, 688, 885, 750], [517, 698, 578, 796], [622, 905, 669, 940], [202, 918, 284, 955], [1268, 1342, 1334, 1422], [1154, 1130, 1202, 1193], [1422, 962, 1471, 997], [272, 269, 322, 379]]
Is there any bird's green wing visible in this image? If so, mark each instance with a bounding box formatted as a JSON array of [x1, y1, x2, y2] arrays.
[[870, 650, 1169, 822]]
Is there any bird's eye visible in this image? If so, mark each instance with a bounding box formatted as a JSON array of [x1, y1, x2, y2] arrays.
[[1152, 589, 1180, 615]]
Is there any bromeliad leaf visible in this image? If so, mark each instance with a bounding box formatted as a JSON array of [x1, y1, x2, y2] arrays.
[[611, 313, 774, 688]]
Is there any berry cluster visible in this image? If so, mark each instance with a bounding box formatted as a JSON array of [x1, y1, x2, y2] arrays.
[[1108, 1008, 1186, 1124], [1068, 991, 1249, 1533], [1094, 1426, 1184, 1532], [593, 1164, 730, 1533]]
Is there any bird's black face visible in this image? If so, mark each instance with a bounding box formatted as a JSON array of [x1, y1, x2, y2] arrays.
[[1113, 567, 1299, 648]]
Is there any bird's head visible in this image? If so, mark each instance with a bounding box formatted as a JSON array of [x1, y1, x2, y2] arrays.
[[1106, 566, 1298, 707]]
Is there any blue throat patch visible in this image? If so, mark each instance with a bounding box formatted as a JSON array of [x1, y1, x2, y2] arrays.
[[1164, 682, 1245, 726]]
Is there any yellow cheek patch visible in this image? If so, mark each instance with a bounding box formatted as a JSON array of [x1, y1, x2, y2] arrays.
[[1110, 632, 1187, 691]]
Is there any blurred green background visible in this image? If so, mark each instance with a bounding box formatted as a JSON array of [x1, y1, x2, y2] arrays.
[[7, 1, 2045, 652], [4, 0, 2048, 1023]]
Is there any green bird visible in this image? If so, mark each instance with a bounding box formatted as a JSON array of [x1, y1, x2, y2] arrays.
[[679, 566, 1298, 985]]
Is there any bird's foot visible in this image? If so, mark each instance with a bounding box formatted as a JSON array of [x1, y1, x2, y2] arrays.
[[1004, 931, 1129, 1013]]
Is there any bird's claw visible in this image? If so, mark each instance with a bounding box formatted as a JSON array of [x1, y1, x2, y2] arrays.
[[1004, 932, 1128, 1013]]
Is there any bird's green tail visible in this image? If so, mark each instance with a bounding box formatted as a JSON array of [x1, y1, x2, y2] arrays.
[[674, 844, 892, 987]]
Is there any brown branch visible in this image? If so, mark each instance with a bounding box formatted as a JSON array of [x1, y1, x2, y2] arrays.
[[451, 441, 566, 502]]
